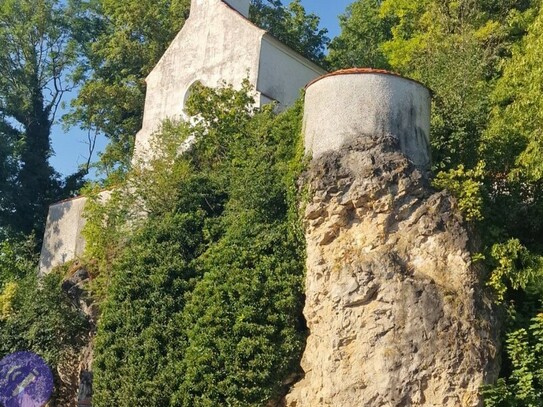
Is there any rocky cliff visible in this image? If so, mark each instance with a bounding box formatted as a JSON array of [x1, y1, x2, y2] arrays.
[[285, 135, 500, 406]]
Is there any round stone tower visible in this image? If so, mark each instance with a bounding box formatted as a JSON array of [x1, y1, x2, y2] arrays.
[[303, 68, 432, 170], [288, 69, 499, 407]]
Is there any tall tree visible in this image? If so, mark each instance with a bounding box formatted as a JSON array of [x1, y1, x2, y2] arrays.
[[0, 117, 17, 233], [378, 0, 536, 170], [327, 0, 393, 70], [0, 0, 79, 236], [67, 0, 191, 177], [479, 3, 543, 246], [483, 4, 543, 182]]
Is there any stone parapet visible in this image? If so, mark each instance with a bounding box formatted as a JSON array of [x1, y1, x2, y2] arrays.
[[303, 68, 432, 171]]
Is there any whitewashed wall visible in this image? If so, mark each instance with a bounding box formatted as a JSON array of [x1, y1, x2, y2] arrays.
[[258, 36, 326, 108], [133, 0, 264, 160], [39, 197, 87, 276], [303, 71, 432, 171], [39, 192, 112, 275], [133, 0, 325, 161]]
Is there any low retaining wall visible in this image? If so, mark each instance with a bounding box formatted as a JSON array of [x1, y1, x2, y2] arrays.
[[39, 197, 88, 276], [39, 191, 110, 275]]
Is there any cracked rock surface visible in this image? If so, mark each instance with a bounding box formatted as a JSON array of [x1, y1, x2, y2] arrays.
[[285, 135, 499, 407]]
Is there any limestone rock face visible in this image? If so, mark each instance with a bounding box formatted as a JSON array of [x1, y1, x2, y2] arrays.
[[285, 136, 499, 407]]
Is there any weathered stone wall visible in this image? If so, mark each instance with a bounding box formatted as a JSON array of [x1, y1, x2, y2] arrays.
[[284, 136, 500, 406], [39, 197, 88, 276], [39, 192, 110, 275]]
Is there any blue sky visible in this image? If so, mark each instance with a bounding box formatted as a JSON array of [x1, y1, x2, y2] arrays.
[[49, 0, 353, 177], [302, 0, 351, 38]]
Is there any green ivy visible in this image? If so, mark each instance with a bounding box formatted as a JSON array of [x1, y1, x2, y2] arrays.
[[90, 83, 307, 406]]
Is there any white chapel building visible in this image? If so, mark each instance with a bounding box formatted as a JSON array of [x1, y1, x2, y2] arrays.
[[40, 0, 327, 274], [133, 0, 326, 158]]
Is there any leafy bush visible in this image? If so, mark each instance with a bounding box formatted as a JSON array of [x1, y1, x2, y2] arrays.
[[433, 162, 486, 222], [0, 235, 38, 286], [487, 239, 543, 302], [92, 211, 210, 406], [0, 272, 88, 365], [90, 83, 307, 406]]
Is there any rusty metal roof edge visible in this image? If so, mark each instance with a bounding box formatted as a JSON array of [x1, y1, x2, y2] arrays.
[[305, 68, 432, 94]]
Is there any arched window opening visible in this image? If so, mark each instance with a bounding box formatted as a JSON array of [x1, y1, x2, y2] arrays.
[[182, 80, 203, 117]]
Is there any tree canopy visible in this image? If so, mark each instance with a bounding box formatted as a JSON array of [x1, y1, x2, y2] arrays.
[[326, 0, 392, 70], [0, 0, 81, 237]]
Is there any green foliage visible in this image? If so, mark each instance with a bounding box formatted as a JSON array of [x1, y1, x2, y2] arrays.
[[0, 269, 89, 407], [433, 162, 486, 222], [250, 0, 329, 65], [0, 232, 87, 389], [80, 186, 131, 295], [0, 116, 18, 227], [487, 239, 543, 302], [327, 0, 393, 70], [0, 272, 88, 366], [505, 326, 541, 405], [483, 241, 543, 404], [482, 4, 543, 181], [92, 211, 209, 406], [90, 83, 306, 406], [0, 235, 38, 286], [178, 221, 304, 406], [483, 313, 543, 406], [0, 282, 17, 320], [184, 80, 258, 169], [81, 117, 196, 293], [176, 92, 305, 406], [67, 0, 191, 174], [0, 271, 89, 405], [0, 0, 83, 236], [475, 4, 543, 269]]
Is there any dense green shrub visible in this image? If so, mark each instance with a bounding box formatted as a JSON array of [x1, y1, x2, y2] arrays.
[[93, 211, 209, 406], [90, 83, 307, 406], [0, 233, 89, 405], [0, 235, 38, 285], [177, 220, 304, 406], [0, 272, 88, 366]]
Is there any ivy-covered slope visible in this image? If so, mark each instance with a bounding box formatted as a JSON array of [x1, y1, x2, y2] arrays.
[[84, 82, 307, 406]]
